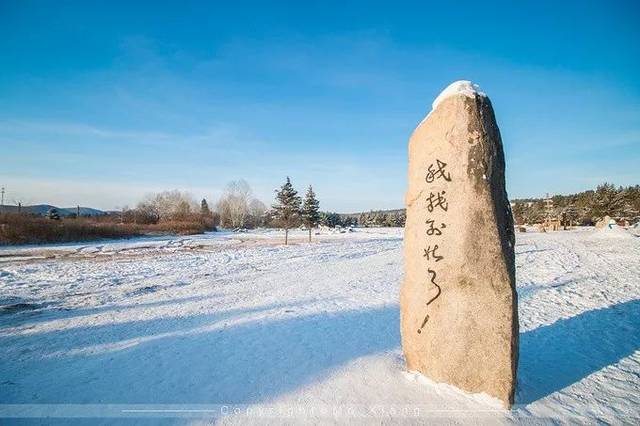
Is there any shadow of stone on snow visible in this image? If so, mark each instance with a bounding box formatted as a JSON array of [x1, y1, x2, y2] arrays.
[[517, 299, 640, 404], [2, 304, 400, 405]]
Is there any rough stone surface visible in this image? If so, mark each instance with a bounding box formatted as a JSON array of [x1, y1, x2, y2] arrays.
[[400, 81, 518, 407]]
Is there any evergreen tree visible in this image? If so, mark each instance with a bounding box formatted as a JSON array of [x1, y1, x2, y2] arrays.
[[563, 204, 579, 227], [512, 202, 526, 225], [383, 213, 395, 227], [593, 183, 624, 219], [272, 177, 302, 245], [324, 212, 340, 227], [301, 185, 320, 242], [47, 208, 60, 220], [358, 212, 367, 227], [200, 198, 211, 217]]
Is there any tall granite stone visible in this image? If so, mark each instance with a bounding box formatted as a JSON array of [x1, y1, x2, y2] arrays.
[[400, 81, 518, 407]]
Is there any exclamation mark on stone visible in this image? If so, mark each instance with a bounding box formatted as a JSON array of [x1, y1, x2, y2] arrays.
[[417, 314, 430, 334]]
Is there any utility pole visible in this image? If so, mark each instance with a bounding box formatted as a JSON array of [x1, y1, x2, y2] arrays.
[[0, 186, 4, 213]]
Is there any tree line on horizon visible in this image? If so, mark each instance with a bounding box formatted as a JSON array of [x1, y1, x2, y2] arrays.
[[115, 177, 406, 242], [13, 180, 633, 242], [511, 183, 640, 225], [124, 178, 321, 243]]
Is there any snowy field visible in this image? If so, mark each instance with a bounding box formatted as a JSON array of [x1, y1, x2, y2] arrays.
[[1, 227, 639, 424]]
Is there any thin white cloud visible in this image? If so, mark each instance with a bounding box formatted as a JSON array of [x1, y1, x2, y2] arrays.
[[0, 175, 221, 211], [0, 118, 269, 153], [0, 119, 172, 141]]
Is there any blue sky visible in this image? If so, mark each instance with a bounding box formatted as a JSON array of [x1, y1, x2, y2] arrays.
[[1, 1, 639, 212]]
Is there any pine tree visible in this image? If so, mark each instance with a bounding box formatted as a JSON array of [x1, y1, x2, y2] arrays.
[[301, 185, 320, 242], [594, 183, 624, 219], [358, 212, 366, 227], [563, 204, 579, 227], [200, 198, 211, 217], [512, 202, 526, 225], [272, 177, 302, 245], [47, 208, 60, 220]]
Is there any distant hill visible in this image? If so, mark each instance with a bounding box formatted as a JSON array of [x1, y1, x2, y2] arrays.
[[0, 204, 107, 217]]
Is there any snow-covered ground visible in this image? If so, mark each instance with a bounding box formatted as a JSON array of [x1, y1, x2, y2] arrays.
[[0, 227, 639, 424]]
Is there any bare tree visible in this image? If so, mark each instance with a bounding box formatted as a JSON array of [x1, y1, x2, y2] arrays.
[[136, 190, 198, 223], [247, 198, 267, 228], [217, 180, 253, 228], [136, 198, 161, 224]]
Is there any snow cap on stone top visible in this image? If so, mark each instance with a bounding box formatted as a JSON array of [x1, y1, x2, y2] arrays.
[[418, 80, 487, 126], [432, 80, 486, 111]]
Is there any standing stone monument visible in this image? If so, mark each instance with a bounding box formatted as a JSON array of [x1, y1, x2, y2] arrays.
[[400, 81, 518, 407]]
